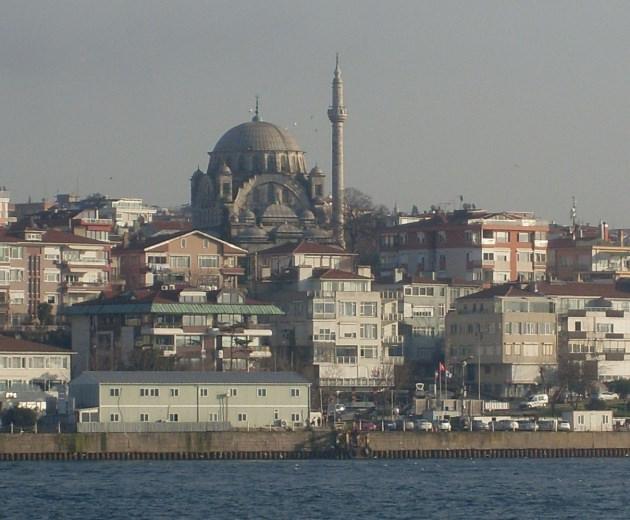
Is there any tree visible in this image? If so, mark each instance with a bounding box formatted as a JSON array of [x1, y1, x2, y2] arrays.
[[343, 187, 390, 267], [1, 407, 37, 429], [37, 303, 53, 326], [607, 378, 630, 399]]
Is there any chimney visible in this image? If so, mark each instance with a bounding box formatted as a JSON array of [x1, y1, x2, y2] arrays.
[[600, 221, 609, 241], [357, 265, 372, 279], [620, 230, 625, 247]]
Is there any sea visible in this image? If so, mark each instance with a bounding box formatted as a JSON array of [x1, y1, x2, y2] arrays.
[[1, 458, 628, 519]]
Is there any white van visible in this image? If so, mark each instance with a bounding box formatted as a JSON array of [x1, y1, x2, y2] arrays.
[[521, 394, 549, 409]]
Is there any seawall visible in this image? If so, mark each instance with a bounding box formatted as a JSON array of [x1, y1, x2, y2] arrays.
[[1, 431, 630, 460]]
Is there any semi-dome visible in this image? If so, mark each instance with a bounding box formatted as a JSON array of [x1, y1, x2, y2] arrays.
[[262, 203, 298, 222], [213, 120, 302, 153]]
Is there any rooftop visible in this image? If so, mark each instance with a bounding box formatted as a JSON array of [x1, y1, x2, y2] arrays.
[[71, 371, 310, 386], [0, 335, 74, 354]]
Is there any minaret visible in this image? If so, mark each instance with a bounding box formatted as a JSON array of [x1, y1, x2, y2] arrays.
[[328, 54, 347, 248]]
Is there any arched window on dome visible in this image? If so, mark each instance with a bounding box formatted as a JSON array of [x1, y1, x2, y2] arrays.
[[288, 154, 295, 172], [267, 154, 276, 172], [281, 155, 289, 172], [254, 154, 264, 172]]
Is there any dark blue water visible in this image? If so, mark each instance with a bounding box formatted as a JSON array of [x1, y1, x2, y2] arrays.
[[1, 459, 628, 519]]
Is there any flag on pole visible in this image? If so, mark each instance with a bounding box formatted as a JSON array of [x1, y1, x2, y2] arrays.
[[439, 362, 446, 373]]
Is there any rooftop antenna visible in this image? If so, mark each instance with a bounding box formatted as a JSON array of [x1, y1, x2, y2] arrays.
[[570, 196, 577, 239]]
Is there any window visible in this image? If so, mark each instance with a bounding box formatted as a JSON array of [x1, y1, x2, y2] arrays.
[[340, 301, 357, 317], [209, 413, 219, 422], [290, 388, 300, 398], [574, 321, 582, 332], [237, 413, 248, 422], [229, 388, 238, 397], [168, 413, 179, 422], [360, 302, 377, 317], [360, 346, 377, 358], [170, 256, 191, 268], [335, 346, 357, 364], [170, 388, 179, 397], [200, 388, 208, 397], [313, 300, 335, 317], [273, 409, 280, 420], [495, 231, 509, 243], [596, 323, 613, 333], [180, 239, 187, 248], [44, 271, 60, 283], [110, 414, 120, 422], [140, 413, 149, 422], [291, 413, 301, 423], [109, 388, 120, 397], [438, 255, 446, 270], [360, 324, 378, 339], [412, 306, 434, 317], [46, 294, 57, 305], [140, 388, 160, 397], [257, 388, 267, 397], [198, 255, 219, 268], [518, 232, 531, 242], [203, 239, 210, 249], [412, 326, 435, 336], [483, 252, 494, 261]]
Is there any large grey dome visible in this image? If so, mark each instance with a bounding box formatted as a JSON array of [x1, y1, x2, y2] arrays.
[[213, 121, 302, 153]]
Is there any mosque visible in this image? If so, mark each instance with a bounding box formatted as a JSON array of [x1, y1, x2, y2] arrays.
[[190, 58, 347, 252]]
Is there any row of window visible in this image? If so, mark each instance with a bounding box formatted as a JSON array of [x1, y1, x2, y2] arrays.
[[449, 321, 555, 336], [147, 254, 228, 269], [312, 301, 378, 318], [0, 355, 69, 369], [110, 387, 302, 398]]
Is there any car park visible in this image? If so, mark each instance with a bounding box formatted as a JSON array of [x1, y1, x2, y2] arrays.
[[537, 419, 557, 431], [557, 420, 571, 432], [494, 419, 519, 431], [517, 420, 539, 432], [435, 419, 452, 432], [472, 420, 489, 431], [415, 419, 433, 432]]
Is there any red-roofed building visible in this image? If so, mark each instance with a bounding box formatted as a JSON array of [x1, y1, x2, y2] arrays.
[[379, 209, 549, 284], [114, 230, 247, 290], [255, 240, 355, 281], [0, 226, 111, 329]]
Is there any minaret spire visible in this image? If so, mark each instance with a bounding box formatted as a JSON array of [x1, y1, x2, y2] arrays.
[[328, 54, 347, 248], [252, 95, 261, 122]]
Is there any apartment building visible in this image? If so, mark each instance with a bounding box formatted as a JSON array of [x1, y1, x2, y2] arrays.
[[559, 304, 630, 382], [100, 198, 157, 229], [71, 371, 310, 430], [548, 237, 630, 282], [65, 287, 283, 375], [446, 285, 558, 398], [376, 274, 481, 365], [0, 226, 111, 328], [379, 209, 549, 284], [258, 264, 402, 389], [254, 241, 355, 281], [0, 334, 73, 390], [114, 230, 247, 290]]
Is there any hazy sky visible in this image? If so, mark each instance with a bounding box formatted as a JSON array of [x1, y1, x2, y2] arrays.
[[3, 1, 630, 226]]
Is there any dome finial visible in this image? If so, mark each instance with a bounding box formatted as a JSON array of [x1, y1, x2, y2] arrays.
[[252, 95, 261, 122], [334, 53, 341, 79]]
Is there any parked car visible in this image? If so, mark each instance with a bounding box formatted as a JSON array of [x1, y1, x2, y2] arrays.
[[520, 394, 549, 409], [415, 419, 434, 432], [593, 391, 620, 401], [517, 420, 539, 432], [494, 419, 519, 432], [383, 421, 398, 431], [537, 419, 557, 431], [557, 420, 571, 432], [472, 420, 489, 431], [358, 421, 378, 432], [435, 419, 452, 432]]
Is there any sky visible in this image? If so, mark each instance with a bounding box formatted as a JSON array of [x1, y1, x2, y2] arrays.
[[2, 0, 630, 227]]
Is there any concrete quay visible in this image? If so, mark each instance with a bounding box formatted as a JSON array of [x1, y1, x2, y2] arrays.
[[0, 431, 629, 460]]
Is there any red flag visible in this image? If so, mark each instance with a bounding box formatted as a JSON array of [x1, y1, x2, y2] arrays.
[[439, 362, 446, 373]]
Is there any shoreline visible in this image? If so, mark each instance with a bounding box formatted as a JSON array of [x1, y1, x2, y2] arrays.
[[1, 431, 630, 460]]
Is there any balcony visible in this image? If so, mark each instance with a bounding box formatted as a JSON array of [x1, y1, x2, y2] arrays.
[[62, 257, 107, 266], [312, 333, 336, 342], [319, 376, 393, 388], [382, 313, 403, 323], [382, 335, 404, 344], [220, 266, 245, 276]]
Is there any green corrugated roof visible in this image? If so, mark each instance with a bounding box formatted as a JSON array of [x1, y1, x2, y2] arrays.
[[63, 303, 284, 316]]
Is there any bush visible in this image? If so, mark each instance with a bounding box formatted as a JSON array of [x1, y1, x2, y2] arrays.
[[1, 407, 37, 428], [586, 399, 608, 411]]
